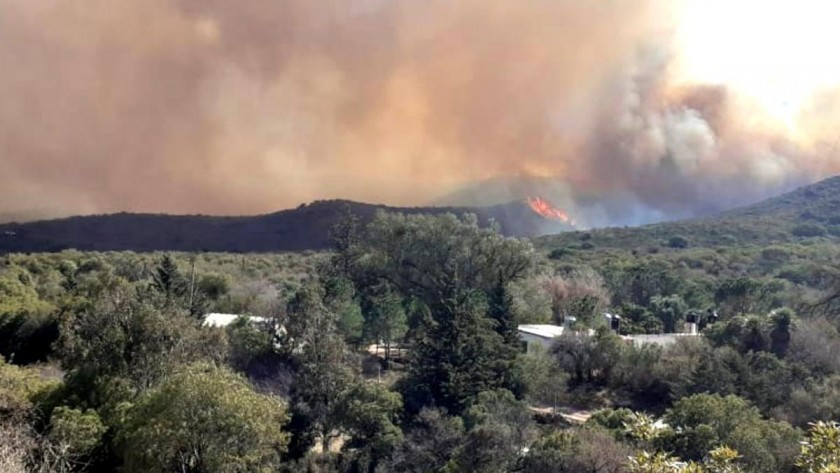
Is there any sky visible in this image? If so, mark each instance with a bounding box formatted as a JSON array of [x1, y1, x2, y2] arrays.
[[2, 0, 840, 226]]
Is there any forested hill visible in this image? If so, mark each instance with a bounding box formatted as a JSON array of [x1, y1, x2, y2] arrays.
[[0, 199, 573, 254], [537, 175, 840, 253]]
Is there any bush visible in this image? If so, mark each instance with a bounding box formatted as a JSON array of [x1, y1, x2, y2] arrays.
[[668, 236, 689, 249], [119, 364, 290, 472], [792, 224, 827, 237]]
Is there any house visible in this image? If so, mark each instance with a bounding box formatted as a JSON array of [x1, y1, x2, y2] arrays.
[[621, 333, 699, 348], [517, 324, 566, 352], [202, 313, 267, 328]]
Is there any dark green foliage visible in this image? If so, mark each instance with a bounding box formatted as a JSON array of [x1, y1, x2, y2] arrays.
[[552, 328, 624, 387], [118, 364, 290, 473], [520, 427, 634, 473], [649, 294, 687, 333], [57, 281, 209, 394], [151, 254, 186, 300], [360, 212, 535, 414], [285, 284, 357, 456], [386, 408, 465, 472], [668, 235, 689, 249], [661, 394, 801, 472], [792, 223, 827, 237], [336, 382, 403, 470]]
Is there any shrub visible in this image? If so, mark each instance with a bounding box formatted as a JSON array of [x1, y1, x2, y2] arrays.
[[792, 224, 826, 238], [668, 236, 689, 249]]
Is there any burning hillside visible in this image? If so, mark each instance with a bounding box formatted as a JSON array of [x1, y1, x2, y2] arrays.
[[527, 197, 574, 225]]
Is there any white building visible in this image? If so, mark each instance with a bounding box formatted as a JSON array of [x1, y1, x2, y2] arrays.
[[202, 313, 267, 328], [517, 324, 566, 352], [621, 333, 699, 348]]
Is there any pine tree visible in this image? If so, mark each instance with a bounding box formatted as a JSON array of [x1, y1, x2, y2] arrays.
[[151, 254, 186, 303]]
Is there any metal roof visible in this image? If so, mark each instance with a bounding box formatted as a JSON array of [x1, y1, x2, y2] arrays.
[[517, 324, 565, 339], [203, 313, 267, 328]]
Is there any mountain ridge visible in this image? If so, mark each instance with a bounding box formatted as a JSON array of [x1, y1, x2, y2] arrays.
[[0, 199, 574, 254], [536, 175, 840, 252]]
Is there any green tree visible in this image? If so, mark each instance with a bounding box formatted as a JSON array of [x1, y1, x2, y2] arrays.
[[362, 212, 535, 414], [454, 389, 537, 471], [119, 364, 289, 473], [649, 294, 687, 333], [522, 427, 634, 473], [286, 284, 357, 455], [0, 357, 54, 418], [364, 288, 408, 368], [57, 281, 207, 395], [336, 381, 403, 471], [553, 327, 624, 386], [662, 394, 800, 472], [150, 254, 186, 302], [769, 308, 794, 357], [519, 344, 568, 406], [43, 407, 107, 472], [797, 421, 840, 473], [386, 408, 465, 473]]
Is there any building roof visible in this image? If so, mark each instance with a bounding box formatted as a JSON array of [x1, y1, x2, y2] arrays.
[[622, 333, 699, 347], [203, 313, 267, 328], [517, 324, 565, 339]]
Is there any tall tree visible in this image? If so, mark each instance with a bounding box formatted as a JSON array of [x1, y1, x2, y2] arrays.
[[151, 254, 186, 306], [364, 287, 408, 369], [360, 212, 536, 414], [285, 284, 356, 456]]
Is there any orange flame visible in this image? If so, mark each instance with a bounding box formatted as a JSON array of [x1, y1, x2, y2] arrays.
[[527, 196, 571, 224]]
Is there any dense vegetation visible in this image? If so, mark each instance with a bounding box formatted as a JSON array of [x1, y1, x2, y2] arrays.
[[3, 178, 840, 472]]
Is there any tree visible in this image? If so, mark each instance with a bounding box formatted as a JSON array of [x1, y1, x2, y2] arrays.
[[361, 212, 536, 414], [42, 407, 107, 472], [0, 272, 56, 363], [606, 260, 683, 308], [797, 421, 840, 473], [285, 284, 357, 456], [662, 394, 800, 472], [322, 276, 365, 349], [150, 254, 186, 303], [364, 288, 408, 368], [336, 382, 403, 471], [454, 389, 537, 471], [769, 308, 794, 357], [330, 206, 363, 278], [519, 344, 568, 406], [57, 281, 208, 396], [0, 357, 54, 418], [668, 235, 689, 249], [119, 364, 289, 473], [553, 327, 624, 387], [649, 294, 687, 333], [386, 408, 465, 472], [523, 427, 633, 473], [540, 269, 610, 326]]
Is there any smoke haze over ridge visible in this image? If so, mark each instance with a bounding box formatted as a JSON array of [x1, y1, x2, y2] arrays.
[[2, 0, 839, 226]]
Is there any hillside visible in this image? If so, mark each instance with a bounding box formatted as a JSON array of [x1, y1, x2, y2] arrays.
[[536, 175, 840, 254], [0, 199, 573, 254]]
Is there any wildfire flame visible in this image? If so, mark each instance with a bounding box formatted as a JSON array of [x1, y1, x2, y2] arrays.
[[527, 196, 572, 224]]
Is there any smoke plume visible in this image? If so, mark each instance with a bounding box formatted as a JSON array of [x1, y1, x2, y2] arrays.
[[1, 0, 838, 226]]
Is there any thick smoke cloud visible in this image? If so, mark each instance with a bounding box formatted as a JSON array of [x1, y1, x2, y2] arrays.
[[1, 0, 837, 226]]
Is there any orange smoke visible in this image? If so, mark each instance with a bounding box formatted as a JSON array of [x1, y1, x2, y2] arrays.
[[527, 197, 572, 224]]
